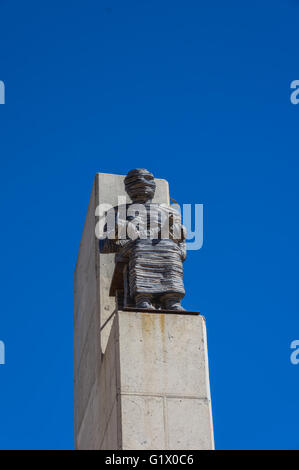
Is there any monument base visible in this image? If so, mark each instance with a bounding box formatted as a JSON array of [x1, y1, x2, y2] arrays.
[[76, 309, 214, 450]]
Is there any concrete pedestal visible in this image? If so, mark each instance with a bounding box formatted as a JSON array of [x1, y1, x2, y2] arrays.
[[118, 310, 214, 450]]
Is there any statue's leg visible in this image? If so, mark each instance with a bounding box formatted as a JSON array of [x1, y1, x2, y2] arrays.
[[135, 293, 155, 310], [161, 293, 185, 311]]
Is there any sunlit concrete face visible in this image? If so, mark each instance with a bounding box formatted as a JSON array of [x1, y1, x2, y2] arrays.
[[117, 310, 214, 450]]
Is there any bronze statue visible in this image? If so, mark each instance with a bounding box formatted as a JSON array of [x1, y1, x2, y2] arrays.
[[100, 169, 186, 311]]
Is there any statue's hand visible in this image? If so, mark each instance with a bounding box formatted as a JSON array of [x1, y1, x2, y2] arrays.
[[181, 225, 187, 241], [179, 240, 187, 261]]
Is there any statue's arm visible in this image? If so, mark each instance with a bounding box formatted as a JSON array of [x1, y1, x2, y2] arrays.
[[167, 206, 187, 261], [99, 238, 120, 253], [179, 241, 186, 262], [99, 206, 130, 253]]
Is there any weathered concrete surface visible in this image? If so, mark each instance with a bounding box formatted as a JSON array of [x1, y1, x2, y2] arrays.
[[74, 173, 169, 449], [74, 176, 100, 445], [77, 316, 121, 450], [77, 310, 214, 450], [118, 311, 214, 450]]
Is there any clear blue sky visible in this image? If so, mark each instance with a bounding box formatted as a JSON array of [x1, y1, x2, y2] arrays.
[[0, 0, 298, 450]]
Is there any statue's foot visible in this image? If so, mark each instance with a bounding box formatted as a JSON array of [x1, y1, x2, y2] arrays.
[[135, 295, 155, 310], [167, 303, 185, 311], [137, 301, 155, 310], [163, 295, 185, 311]]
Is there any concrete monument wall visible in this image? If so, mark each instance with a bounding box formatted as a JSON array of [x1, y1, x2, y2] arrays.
[[74, 172, 214, 450]]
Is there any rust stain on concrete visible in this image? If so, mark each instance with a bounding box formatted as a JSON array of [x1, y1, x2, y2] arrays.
[[141, 313, 155, 335], [159, 313, 165, 336]]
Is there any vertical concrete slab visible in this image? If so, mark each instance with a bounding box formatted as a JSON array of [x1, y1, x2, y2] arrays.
[[74, 173, 169, 449], [74, 176, 100, 445], [95, 173, 169, 352]]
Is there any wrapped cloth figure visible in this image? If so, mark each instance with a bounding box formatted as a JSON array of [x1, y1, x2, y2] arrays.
[[100, 168, 186, 311]]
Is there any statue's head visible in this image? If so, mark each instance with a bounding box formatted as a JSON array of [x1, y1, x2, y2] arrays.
[[124, 168, 156, 203]]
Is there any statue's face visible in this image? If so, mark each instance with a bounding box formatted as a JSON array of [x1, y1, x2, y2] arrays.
[[125, 169, 156, 203]]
